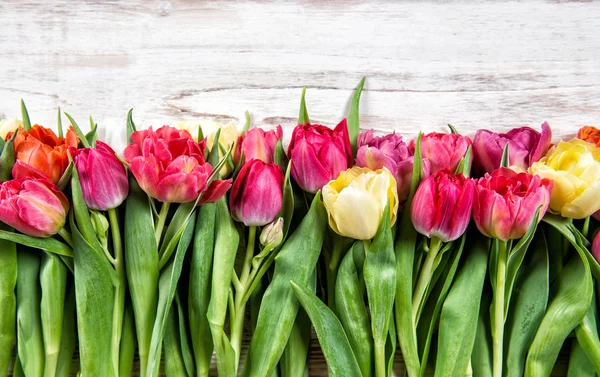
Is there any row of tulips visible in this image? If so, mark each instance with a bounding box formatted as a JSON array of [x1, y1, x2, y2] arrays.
[[0, 79, 600, 377]]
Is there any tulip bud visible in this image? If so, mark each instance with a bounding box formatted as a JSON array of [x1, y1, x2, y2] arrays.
[[236, 125, 282, 164], [288, 120, 353, 193], [0, 177, 69, 237], [68, 141, 129, 211], [89, 210, 109, 250], [473, 167, 553, 241], [230, 159, 284, 227], [411, 170, 474, 242], [410, 132, 472, 174], [260, 217, 284, 249]]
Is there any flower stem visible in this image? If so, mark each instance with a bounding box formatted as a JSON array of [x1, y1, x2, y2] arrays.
[[492, 240, 508, 377], [412, 237, 443, 327], [108, 208, 125, 377], [374, 339, 386, 377], [58, 228, 74, 248], [239, 227, 256, 285], [154, 202, 171, 246], [325, 241, 344, 310]]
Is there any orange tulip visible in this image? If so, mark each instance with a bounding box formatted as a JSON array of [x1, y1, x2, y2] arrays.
[[577, 125, 600, 148], [12, 125, 78, 183]]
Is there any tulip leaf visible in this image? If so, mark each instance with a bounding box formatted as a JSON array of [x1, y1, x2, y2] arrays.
[[0, 130, 18, 182], [126, 109, 137, 143], [188, 202, 216, 377], [574, 294, 600, 374], [20, 99, 31, 131], [568, 338, 597, 377], [336, 242, 373, 377], [241, 192, 326, 377], [435, 233, 489, 377], [244, 110, 251, 132], [348, 76, 366, 156], [290, 281, 363, 377], [163, 303, 187, 377], [86, 116, 98, 147], [500, 143, 510, 168], [55, 283, 76, 377], [119, 304, 136, 377], [0, 230, 73, 257], [0, 230, 17, 376], [147, 215, 196, 377], [209, 128, 222, 168], [298, 87, 310, 125], [175, 293, 196, 377], [64, 112, 91, 148], [455, 145, 473, 177], [472, 292, 493, 377], [524, 247, 593, 377], [57, 162, 73, 191], [158, 202, 195, 269], [57, 107, 64, 138], [275, 139, 288, 172], [504, 230, 549, 377], [448, 124, 458, 134], [0, 137, 4, 155]]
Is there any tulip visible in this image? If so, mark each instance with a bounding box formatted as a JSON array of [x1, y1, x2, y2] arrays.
[[0, 118, 22, 140], [236, 125, 282, 164], [322, 166, 398, 240], [411, 170, 474, 242], [529, 139, 600, 219], [259, 217, 284, 249], [68, 141, 129, 211], [577, 125, 600, 147], [473, 167, 553, 241], [230, 159, 284, 226], [288, 120, 353, 193], [12, 125, 79, 183], [409, 132, 472, 174], [592, 230, 600, 264], [0, 177, 69, 237], [123, 126, 231, 203], [473, 122, 552, 175], [356, 130, 431, 204]]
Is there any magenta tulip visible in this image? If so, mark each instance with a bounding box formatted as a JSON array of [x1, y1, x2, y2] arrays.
[[411, 170, 474, 242], [592, 230, 600, 264], [357, 130, 431, 203], [230, 159, 284, 226], [235, 125, 283, 164], [123, 126, 231, 203], [0, 177, 69, 237], [473, 167, 553, 241], [410, 132, 472, 174], [287, 120, 353, 193], [473, 122, 552, 175], [68, 141, 128, 210]]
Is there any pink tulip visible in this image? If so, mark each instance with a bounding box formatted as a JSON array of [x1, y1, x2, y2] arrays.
[[411, 170, 474, 242], [123, 126, 231, 203], [473, 122, 552, 175], [357, 130, 431, 203], [410, 132, 472, 174], [288, 120, 353, 193], [68, 141, 129, 210], [473, 167, 553, 241], [592, 230, 600, 264], [230, 159, 284, 226], [235, 125, 283, 164], [0, 177, 69, 237]]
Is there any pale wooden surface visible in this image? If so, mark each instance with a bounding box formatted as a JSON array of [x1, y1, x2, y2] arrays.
[[1, 0, 597, 375]]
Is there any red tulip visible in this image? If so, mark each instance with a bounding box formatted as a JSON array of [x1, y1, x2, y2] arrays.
[[288, 120, 353, 193], [473, 167, 553, 241], [0, 177, 69, 237], [235, 125, 283, 164], [473, 122, 552, 175], [123, 126, 231, 203], [68, 141, 129, 210], [410, 132, 472, 174], [411, 170, 474, 242], [592, 230, 600, 264], [230, 159, 284, 226], [357, 130, 431, 203]]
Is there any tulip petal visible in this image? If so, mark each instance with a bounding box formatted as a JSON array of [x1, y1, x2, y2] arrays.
[[199, 179, 232, 205], [290, 138, 331, 193]]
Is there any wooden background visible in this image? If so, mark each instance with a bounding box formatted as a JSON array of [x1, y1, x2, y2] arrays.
[[1, 0, 597, 375]]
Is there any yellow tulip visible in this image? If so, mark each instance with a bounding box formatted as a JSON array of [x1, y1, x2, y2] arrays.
[[529, 138, 600, 219], [322, 166, 398, 240], [0, 118, 22, 140]]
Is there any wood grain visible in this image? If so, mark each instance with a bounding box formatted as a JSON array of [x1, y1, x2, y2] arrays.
[[1, 0, 597, 375]]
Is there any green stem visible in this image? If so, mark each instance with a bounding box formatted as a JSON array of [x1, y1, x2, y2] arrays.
[[374, 339, 386, 377], [326, 241, 344, 310], [582, 216, 590, 238], [108, 208, 125, 377], [239, 227, 257, 285], [492, 240, 508, 377], [412, 237, 443, 327], [58, 228, 74, 248], [154, 202, 171, 246]]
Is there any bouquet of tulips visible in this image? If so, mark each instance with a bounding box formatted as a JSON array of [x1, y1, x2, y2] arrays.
[[1, 79, 600, 377]]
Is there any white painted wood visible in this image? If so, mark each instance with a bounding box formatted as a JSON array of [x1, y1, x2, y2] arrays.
[[1, 0, 594, 375]]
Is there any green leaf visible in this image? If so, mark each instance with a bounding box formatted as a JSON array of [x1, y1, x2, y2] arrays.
[[448, 124, 458, 134], [290, 281, 362, 377], [455, 145, 473, 177], [274, 139, 289, 173], [0, 137, 5, 155], [119, 303, 136, 377], [0, 130, 18, 182], [471, 292, 493, 377], [208, 128, 222, 168], [147, 215, 196, 377], [158, 202, 195, 269], [57, 162, 73, 192], [504, 230, 549, 377], [435, 233, 489, 377], [0, 232, 17, 376], [86, 116, 98, 147], [124, 178, 159, 376], [574, 293, 600, 374], [500, 144, 510, 168], [335, 242, 372, 377], [175, 293, 196, 377], [188, 202, 216, 377], [57, 107, 63, 138], [0, 230, 72, 257], [568, 338, 597, 377], [164, 303, 188, 377], [55, 283, 76, 377], [348, 77, 366, 156], [16, 249, 44, 377], [298, 87, 310, 125], [20, 99, 31, 131], [64, 113, 91, 148], [241, 193, 327, 377], [244, 110, 251, 132], [127, 109, 137, 143]]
